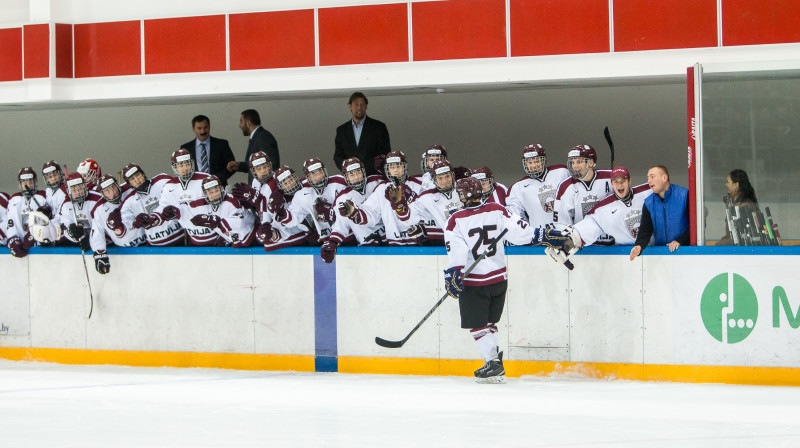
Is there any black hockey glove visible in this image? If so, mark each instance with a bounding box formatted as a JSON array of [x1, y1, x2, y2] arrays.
[[67, 223, 86, 241], [443, 268, 464, 299], [94, 250, 110, 274]]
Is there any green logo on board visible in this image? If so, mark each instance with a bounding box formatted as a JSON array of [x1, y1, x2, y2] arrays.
[[700, 273, 758, 343]]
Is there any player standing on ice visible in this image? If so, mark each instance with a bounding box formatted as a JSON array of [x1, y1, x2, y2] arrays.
[[443, 177, 578, 383]]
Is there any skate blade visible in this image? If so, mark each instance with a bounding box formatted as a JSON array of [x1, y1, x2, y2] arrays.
[[475, 375, 506, 384]]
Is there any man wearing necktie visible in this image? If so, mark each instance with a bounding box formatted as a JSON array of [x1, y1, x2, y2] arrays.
[[180, 115, 237, 187]]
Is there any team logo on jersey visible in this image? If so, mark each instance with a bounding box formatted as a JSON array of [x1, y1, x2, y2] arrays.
[[625, 210, 642, 238], [581, 195, 600, 216], [144, 197, 160, 214], [21, 211, 30, 232], [537, 186, 556, 212]]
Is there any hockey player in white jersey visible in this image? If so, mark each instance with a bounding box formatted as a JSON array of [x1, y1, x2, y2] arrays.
[[258, 165, 316, 251], [187, 176, 256, 247], [413, 145, 471, 191], [569, 166, 653, 247], [471, 166, 508, 206], [59, 172, 104, 252], [5, 167, 48, 257], [339, 151, 424, 246], [320, 157, 385, 263], [118, 163, 185, 246], [395, 160, 462, 243], [279, 157, 346, 242], [41, 160, 67, 221], [443, 177, 578, 383], [89, 174, 146, 274], [553, 145, 613, 233], [506, 144, 571, 227]]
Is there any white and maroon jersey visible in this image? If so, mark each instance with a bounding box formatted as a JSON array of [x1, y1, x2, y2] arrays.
[[485, 182, 509, 206], [356, 177, 423, 245], [90, 196, 147, 251], [444, 202, 535, 287], [45, 184, 68, 222], [506, 165, 570, 227], [574, 184, 653, 246], [159, 173, 210, 246], [553, 170, 613, 227], [121, 174, 184, 246], [282, 175, 347, 240], [187, 196, 256, 247], [250, 177, 280, 225], [4, 190, 48, 241], [412, 172, 435, 192], [402, 188, 462, 241], [58, 191, 104, 244], [0, 192, 9, 245], [329, 176, 384, 245]]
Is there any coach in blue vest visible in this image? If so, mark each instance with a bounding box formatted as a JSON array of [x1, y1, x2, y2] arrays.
[[630, 165, 690, 260]]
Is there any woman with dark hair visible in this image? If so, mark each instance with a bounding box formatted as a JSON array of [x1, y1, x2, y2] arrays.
[[718, 169, 758, 245]]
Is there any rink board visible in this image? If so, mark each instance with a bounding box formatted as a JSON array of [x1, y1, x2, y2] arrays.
[[2, 246, 800, 385]]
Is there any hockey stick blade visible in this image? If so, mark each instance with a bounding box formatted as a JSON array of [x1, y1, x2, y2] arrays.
[[374, 228, 509, 348], [603, 126, 615, 169]]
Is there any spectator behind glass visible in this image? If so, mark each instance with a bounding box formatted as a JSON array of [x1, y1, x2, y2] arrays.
[[718, 169, 760, 246], [629, 165, 690, 260]]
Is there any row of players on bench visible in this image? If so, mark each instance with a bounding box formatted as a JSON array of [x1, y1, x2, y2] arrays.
[[4, 143, 644, 270]]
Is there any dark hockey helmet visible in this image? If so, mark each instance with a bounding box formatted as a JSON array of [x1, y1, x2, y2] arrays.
[[456, 176, 483, 206], [522, 144, 547, 178], [98, 174, 122, 204], [302, 157, 328, 193], [341, 157, 367, 192], [122, 162, 150, 193], [77, 158, 102, 189], [171, 148, 195, 182], [384, 151, 408, 184], [420, 144, 448, 172], [274, 165, 302, 195], [471, 166, 495, 201], [201, 175, 225, 209], [429, 160, 455, 194], [41, 160, 64, 189], [18, 167, 37, 196], [65, 171, 88, 205], [248, 151, 272, 183], [567, 144, 597, 179]]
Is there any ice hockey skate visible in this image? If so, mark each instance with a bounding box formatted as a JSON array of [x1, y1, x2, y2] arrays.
[[474, 351, 506, 384]]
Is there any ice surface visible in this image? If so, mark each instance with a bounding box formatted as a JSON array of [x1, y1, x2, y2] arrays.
[[1, 360, 798, 447]]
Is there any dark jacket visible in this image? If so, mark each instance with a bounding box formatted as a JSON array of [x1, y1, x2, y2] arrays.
[[180, 136, 236, 187], [634, 184, 690, 251], [334, 116, 391, 176], [237, 126, 280, 184]]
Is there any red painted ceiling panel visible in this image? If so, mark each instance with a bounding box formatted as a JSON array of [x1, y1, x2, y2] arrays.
[[75, 21, 141, 78], [23, 24, 50, 78], [722, 0, 800, 46], [510, 0, 609, 56], [230, 10, 315, 70], [145, 15, 226, 74], [0, 28, 23, 82], [55, 23, 73, 78], [413, 0, 506, 61], [614, 0, 717, 51], [319, 4, 408, 66]]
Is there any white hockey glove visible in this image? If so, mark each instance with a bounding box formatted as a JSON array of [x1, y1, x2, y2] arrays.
[[28, 210, 62, 244]]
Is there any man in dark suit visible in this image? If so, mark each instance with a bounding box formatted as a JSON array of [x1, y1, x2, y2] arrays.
[[334, 92, 391, 176], [229, 109, 280, 185], [180, 115, 237, 187]]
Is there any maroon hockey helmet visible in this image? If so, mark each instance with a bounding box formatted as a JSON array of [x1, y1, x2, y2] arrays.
[[201, 175, 225, 208], [248, 151, 272, 183], [471, 166, 495, 200], [171, 148, 195, 182], [302, 157, 329, 192], [567, 144, 597, 179], [456, 176, 483, 206], [18, 166, 37, 196], [98, 174, 122, 203], [522, 144, 547, 178], [420, 144, 448, 172], [341, 157, 367, 192], [65, 171, 88, 205], [384, 151, 408, 184], [274, 165, 302, 195], [122, 163, 145, 183], [41, 160, 64, 189], [430, 160, 455, 194]]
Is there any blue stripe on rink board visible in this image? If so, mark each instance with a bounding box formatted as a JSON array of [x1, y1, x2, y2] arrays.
[[313, 255, 338, 372]]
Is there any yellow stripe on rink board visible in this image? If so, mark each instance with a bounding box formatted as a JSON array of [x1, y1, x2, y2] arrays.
[[0, 347, 315, 372], [339, 357, 800, 387]]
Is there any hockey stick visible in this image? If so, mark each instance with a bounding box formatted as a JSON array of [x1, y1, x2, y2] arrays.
[[603, 127, 615, 169], [375, 228, 509, 349], [64, 165, 95, 319]]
